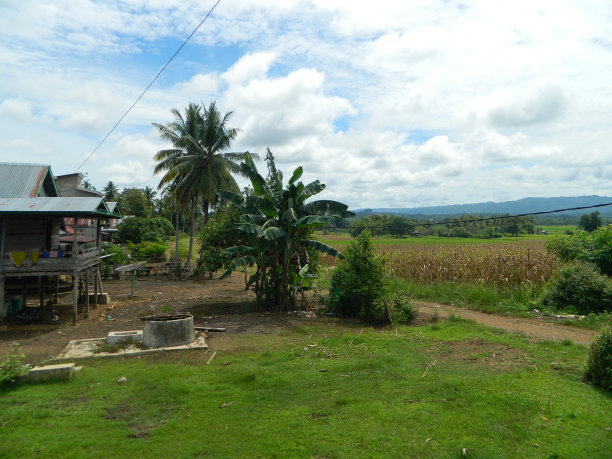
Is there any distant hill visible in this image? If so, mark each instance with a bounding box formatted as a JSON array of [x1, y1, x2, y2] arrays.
[[354, 196, 612, 217]]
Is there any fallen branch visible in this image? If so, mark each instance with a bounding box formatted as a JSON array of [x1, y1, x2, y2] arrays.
[[405, 397, 455, 403], [421, 360, 437, 379], [195, 326, 226, 332], [219, 401, 236, 409], [206, 351, 217, 365]]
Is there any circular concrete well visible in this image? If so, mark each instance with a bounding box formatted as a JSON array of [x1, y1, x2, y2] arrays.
[[142, 313, 195, 348]]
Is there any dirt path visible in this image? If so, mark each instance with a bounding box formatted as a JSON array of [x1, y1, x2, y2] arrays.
[[414, 301, 598, 346]]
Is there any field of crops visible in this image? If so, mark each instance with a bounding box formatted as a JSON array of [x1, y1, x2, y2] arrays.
[[319, 237, 560, 289], [380, 241, 559, 288]]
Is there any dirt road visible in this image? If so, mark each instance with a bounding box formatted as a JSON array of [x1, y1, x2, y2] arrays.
[[415, 301, 598, 346]]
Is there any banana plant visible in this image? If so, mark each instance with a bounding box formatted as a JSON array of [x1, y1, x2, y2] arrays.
[[219, 149, 354, 310]]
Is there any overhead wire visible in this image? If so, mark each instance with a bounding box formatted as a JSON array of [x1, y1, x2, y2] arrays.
[[75, 0, 223, 172], [343, 201, 612, 230]]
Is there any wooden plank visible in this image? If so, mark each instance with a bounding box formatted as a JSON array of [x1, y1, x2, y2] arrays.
[[93, 266, 98, 309], [84, 269, 90, 318], [72, 271, 78, 325]]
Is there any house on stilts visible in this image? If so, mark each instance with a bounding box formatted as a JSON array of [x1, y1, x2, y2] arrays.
[[0, 163, 121, 324]]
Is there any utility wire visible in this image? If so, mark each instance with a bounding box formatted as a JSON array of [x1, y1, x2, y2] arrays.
[[344, 201, 612, 230], [76, 0, 223, 172]]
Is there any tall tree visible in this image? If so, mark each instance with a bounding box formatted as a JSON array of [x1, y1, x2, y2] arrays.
[[102, 180, 119, 201], [579, 211, 602, 233], [153, 102, 256, 265]]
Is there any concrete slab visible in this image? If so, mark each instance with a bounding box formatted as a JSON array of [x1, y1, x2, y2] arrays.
[[54, 334, 208, 360], [26, 363, 75, 381], [107, 330, 143, 345]]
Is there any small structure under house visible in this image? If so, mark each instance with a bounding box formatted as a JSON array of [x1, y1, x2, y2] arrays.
[[0, 163, 121, 324]]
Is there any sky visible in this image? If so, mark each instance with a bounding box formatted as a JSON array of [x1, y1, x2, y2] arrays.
[[1, 0, 611, 209]]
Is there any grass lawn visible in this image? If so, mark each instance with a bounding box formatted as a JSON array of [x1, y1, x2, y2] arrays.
[[1, 318, 610, 458]]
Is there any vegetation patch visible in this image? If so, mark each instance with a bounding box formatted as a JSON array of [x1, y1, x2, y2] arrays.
[[0, 320, 610, 457]]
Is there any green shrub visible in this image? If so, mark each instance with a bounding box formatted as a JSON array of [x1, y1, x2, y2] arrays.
[[1, 343, 28, 385], [388, 293, 415, 324], [113, 217, 174, 244], [583, 327, 612, 391], [329, 231, 387, 323], [541, 262, 612, 314], [129, 241, 167, 261], [547, 225, 612, 275], [197, 204, 245, 278]]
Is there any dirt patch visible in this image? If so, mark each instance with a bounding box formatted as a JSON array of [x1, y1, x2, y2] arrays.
[[0, 275, 600, 365], [0, 275, 316, 364], [415, 301, 598, 346], [429, 338, 533, 371]]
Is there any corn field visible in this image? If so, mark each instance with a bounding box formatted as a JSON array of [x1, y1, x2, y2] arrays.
[[320, 240, 559, 289]]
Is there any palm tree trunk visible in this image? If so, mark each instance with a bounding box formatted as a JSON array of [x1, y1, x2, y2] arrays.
[[186, 205, 195, 266], [174, 205, 180, 262], [203, 199, 210, 226]]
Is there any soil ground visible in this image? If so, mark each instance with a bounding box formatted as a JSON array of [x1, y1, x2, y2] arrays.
[[0, 275, 599, 364]]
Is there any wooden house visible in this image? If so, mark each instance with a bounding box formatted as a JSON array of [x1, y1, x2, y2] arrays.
[[0, 163, 121, 324]]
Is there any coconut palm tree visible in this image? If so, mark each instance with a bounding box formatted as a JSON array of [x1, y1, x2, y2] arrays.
[[153, 102, 256, 265], [102, 180, 120, 202]]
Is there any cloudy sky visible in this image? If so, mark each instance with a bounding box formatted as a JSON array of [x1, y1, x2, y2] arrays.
[[1, 0, 611, 209]]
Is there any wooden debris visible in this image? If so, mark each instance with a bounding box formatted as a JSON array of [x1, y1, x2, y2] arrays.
[[222, 361, 233, 366], [421, 360, 437, 379], [405, 398, 455, 403], [318, 369, 328, 372], [219, 401, 236, 409], [206, 351, 217, 365], [195, 326, 226, 332]]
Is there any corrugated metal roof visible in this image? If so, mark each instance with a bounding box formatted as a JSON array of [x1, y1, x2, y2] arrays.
[[0, 163, 51, 198], [105, 201, 122, 218], [0, 197, 113, 216]]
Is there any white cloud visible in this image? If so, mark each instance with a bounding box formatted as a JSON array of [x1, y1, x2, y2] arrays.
[[1, 1, 612, 207]]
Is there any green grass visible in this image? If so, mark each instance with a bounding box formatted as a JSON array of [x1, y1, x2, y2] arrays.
[[1, 319, 610, 458], [388, 277, 538, 316], [317, 226, 575, 247]]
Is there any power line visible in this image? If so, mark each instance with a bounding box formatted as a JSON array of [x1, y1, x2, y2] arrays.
[[344, 201, 612, 230], [76, 0, 223, 172]]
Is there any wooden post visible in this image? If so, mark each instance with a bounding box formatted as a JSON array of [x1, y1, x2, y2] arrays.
[[72, 271, 78, 325], [0, 274, 5, 323], [22, 278, 27, 310], [55, 275, 59, 304], [93, 266, 99, 309], [39, 276, 45, 306], [97, 267, 103, 294], [74, 218, 79, 261], [83, 269, 89, 318]]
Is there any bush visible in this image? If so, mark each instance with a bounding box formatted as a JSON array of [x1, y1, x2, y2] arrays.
[[197, 204, 245, 278], [329, 231, 387, 322], [388, 293, 416, 324], [113, 217, 174, 244], [1, 343, 28, 385], [129, 241, 167, 261], [583, 327, 612, 391], [100, 243, 129, 264], [541, 262, 612, 314], [547, 225, 612, 275]]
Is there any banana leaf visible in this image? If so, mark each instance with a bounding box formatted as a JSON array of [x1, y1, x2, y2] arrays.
[[299, 239, 345, 259]]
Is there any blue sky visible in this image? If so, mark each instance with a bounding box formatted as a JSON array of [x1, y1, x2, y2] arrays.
[[1, 0, 611, 208]]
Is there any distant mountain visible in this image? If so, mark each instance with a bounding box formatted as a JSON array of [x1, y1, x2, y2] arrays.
[[354, 196, 612, 217]]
